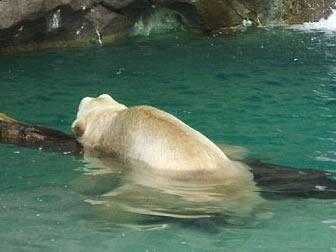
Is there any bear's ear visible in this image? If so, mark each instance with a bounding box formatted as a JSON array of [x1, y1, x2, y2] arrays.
[[72, 119, 86, 137]]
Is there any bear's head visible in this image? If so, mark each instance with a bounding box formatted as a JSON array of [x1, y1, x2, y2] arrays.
[[72, 94, 127, 138]]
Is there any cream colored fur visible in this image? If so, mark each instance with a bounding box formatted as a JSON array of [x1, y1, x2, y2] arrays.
[[72, 94, 253, 181]]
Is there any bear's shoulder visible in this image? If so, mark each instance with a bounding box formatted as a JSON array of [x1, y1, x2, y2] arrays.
[[124, 105, 180, 123]]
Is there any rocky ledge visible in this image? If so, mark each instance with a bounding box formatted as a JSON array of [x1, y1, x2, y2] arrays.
[[0, 0, 335, 50]]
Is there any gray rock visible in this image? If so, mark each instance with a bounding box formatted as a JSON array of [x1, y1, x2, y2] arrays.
[[197, 0, 336, 32], [1, 0, 336, 50], [101, 0, 136, 9], [0, 0, 96, 29], [0, 2, 132, 49], [257, 0, 336, 25]]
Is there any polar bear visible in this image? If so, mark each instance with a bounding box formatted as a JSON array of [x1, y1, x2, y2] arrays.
[[71, 94, 266, 224], [72, 94, 253, 181]]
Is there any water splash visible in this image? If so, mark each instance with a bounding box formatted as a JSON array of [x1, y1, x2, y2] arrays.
[[48, 9, 61, 32], [76, 24, 85, 35], [132, 7, 186, 36], [290, 9, 336, 33], [15, 25, 24, 37], [95, 29, 103, 46]]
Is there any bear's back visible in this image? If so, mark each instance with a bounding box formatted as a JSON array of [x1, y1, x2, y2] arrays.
[[112, 105, 235, 174]]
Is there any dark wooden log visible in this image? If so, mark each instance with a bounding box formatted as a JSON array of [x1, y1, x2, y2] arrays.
[[0, 113, 82, 154], [1, 113, 336, 199], [245, 159, 336, 199]]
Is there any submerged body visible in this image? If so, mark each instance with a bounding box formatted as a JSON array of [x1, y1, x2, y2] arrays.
[[71, 94, 265, 223]]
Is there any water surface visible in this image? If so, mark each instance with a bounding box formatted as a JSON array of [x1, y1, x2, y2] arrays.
[[1, 25, 336, 251]]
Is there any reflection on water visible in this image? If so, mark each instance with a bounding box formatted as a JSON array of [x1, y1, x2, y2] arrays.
[[71, 154, 268, 227]]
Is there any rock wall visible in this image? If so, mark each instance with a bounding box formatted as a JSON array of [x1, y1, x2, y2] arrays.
[[0, 0, 335, 49], [0, 0, 135, 48], [254, 0, 336, 25], [198, 0, 336, 32]]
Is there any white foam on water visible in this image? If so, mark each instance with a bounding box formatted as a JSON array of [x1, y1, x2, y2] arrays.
[[290, 9, 336, 33], [322, 219, 336, 224]]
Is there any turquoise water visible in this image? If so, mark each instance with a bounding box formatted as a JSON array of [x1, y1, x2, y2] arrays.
[[1, 27, 336, 251]]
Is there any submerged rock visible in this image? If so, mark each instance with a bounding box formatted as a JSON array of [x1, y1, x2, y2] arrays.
[[0, 0, 335, 50]]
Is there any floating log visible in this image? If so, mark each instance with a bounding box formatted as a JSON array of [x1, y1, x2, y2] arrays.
[[1, 113, 336, 199], [245, 159, 336, 199], [0, 113, 82, 154]]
